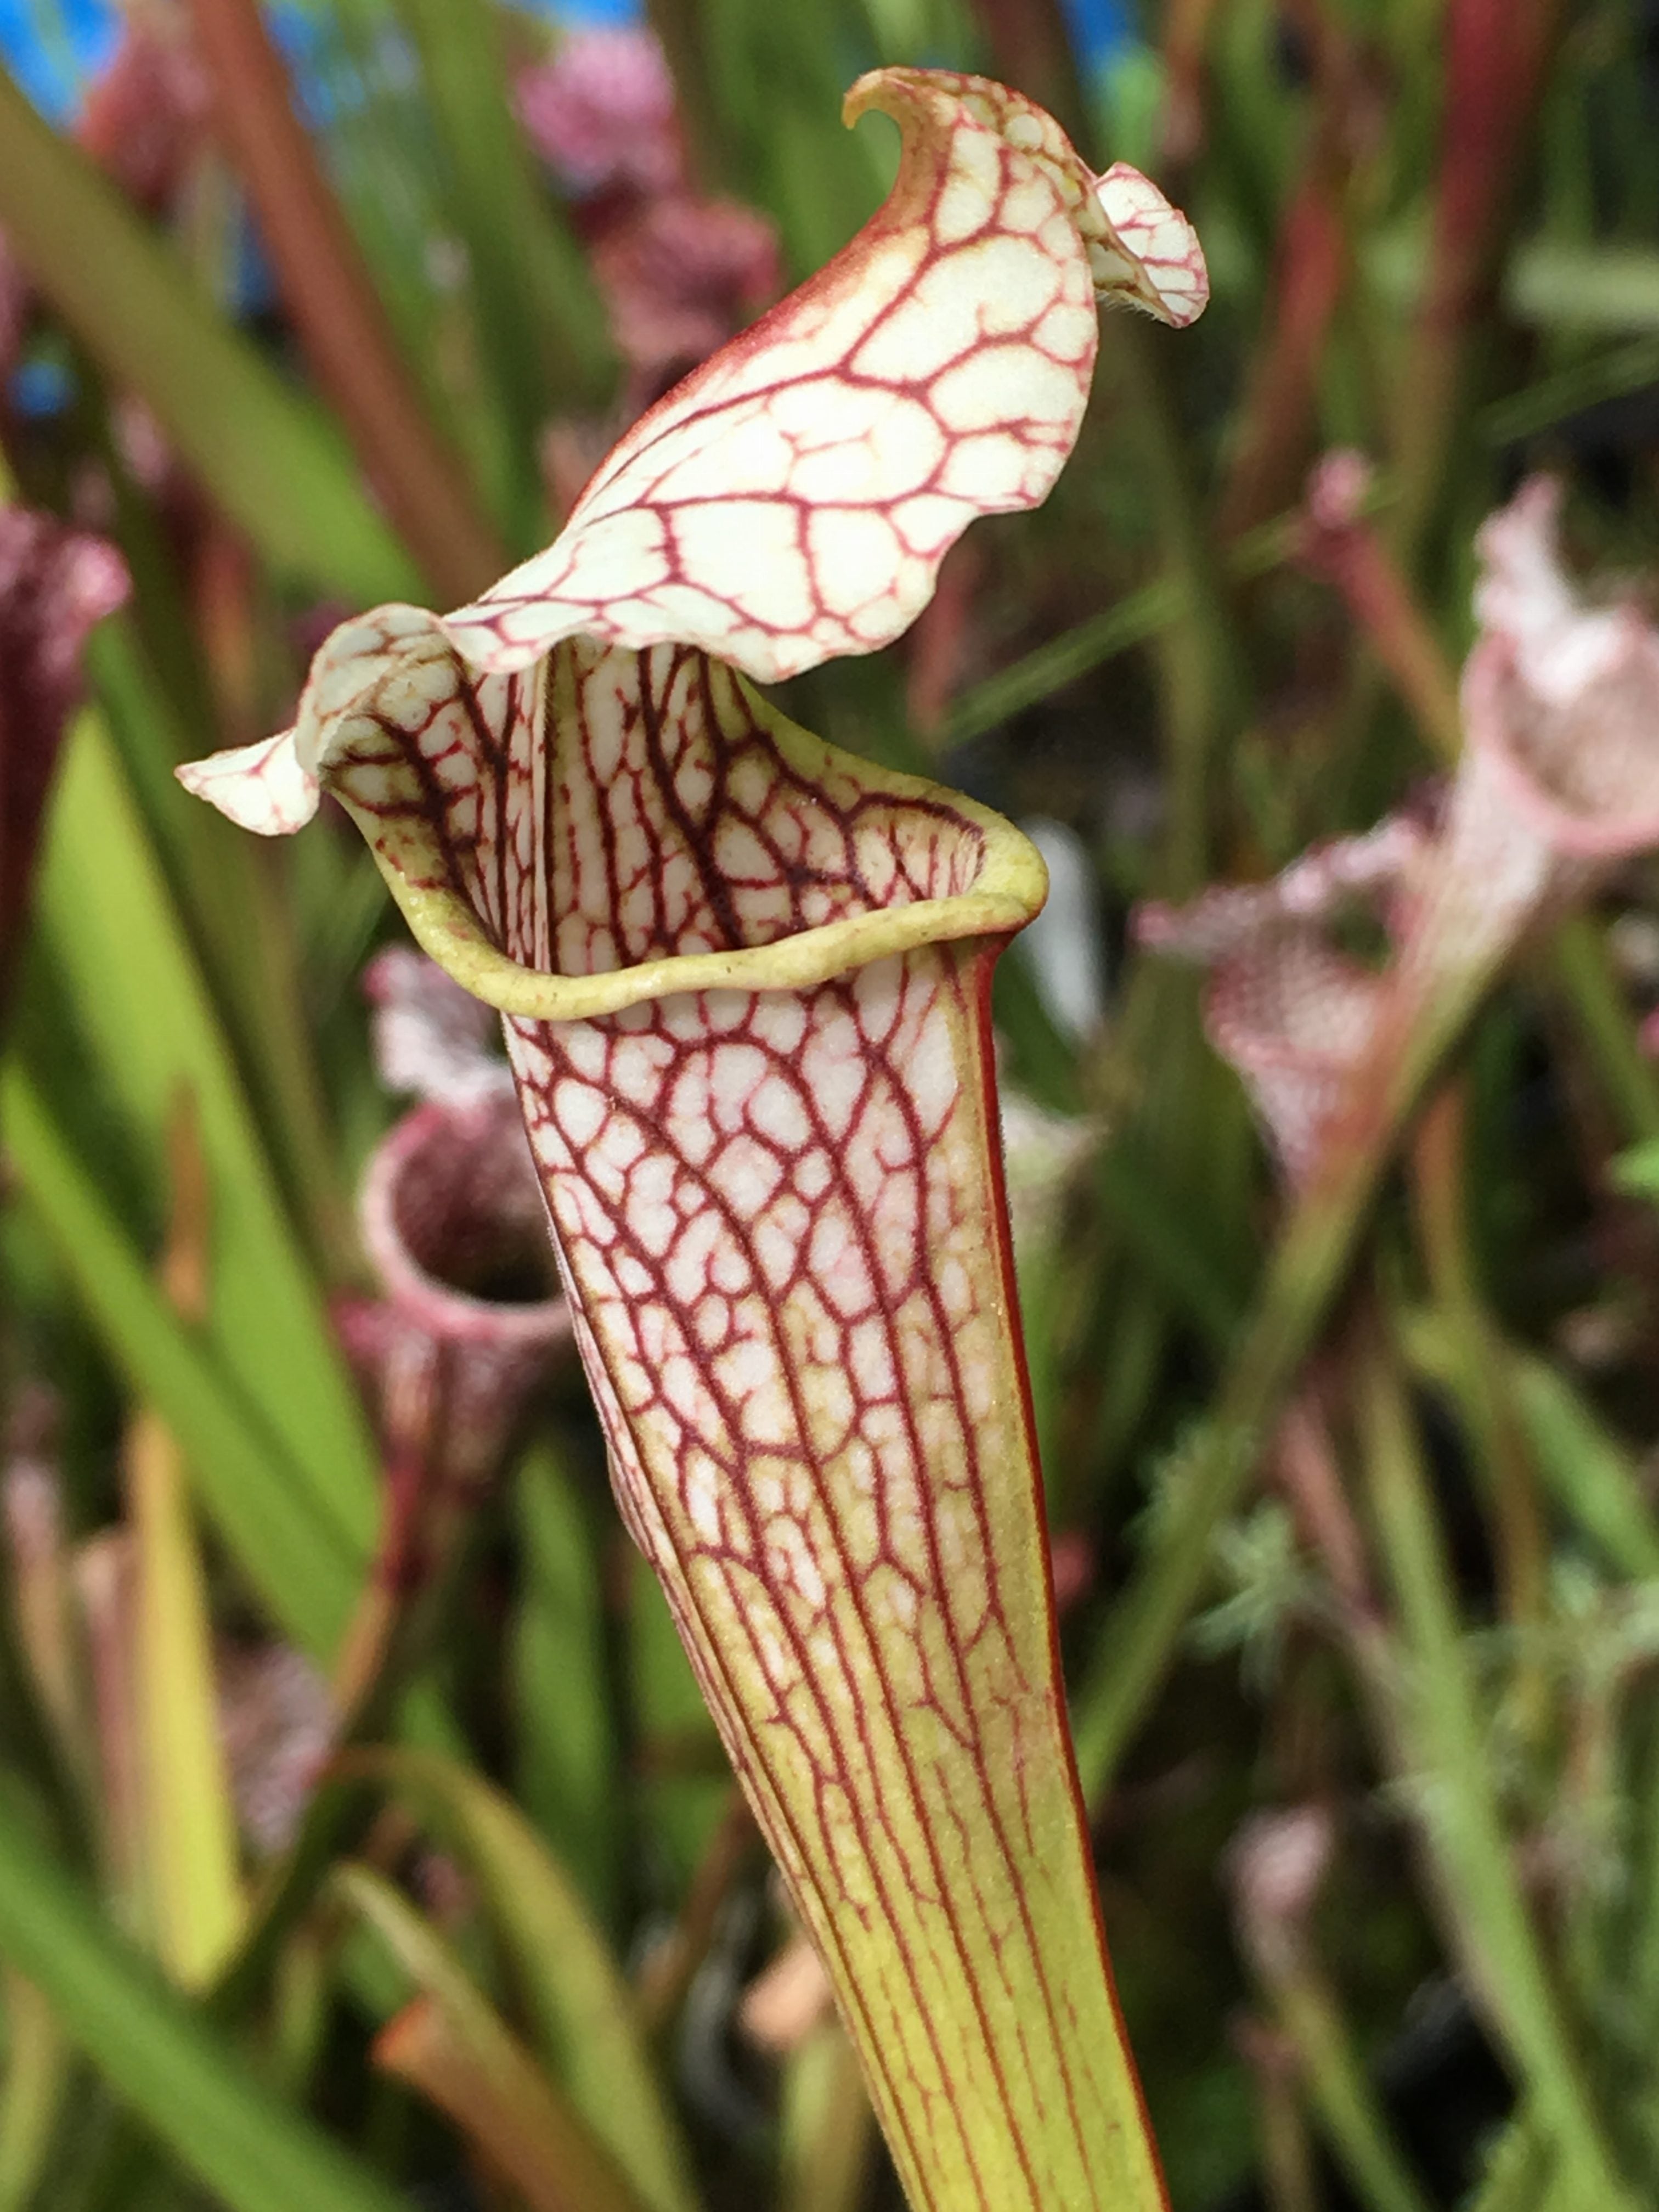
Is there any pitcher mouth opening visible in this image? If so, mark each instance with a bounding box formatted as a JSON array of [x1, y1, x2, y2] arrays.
[[361, 829, 1047, 1022], [360, 1098, 568, 1338], [329, 645, 1048, 1025]]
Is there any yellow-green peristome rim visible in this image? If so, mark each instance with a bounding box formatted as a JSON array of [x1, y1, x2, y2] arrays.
[[333, 731, 1049, 1022]]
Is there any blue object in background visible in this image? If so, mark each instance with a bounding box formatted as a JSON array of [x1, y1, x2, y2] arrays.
[[518, 0, 1135, 67], [511, 0, 642, 22], [1062, 0, 1132, 70], [0, 0, 1137, 116], [9, 354, 75, 418], [0, 0, 116, 122]]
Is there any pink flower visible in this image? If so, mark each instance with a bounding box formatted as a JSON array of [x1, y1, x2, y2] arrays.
[[515, 27, 682, 199], [0, 509, 128, 1005], [593, 192, 782, 397], [1142, 475, 1659, 1191], [1136, 819, 1426, 1187], [1461, 477, 1659, 865], [76, 24, 213, 217]]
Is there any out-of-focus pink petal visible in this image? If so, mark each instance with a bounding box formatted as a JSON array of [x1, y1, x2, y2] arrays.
[[1206, 931, 1392, 1187], [594, 193, 783, 387], [0, 509, 128, 738], [1137, 819, 1424, 1186], [364, 947, 513, 1108], [1473, 476, 1627, 699], [1229, 1805, 1334, 1978], [1461, 477, 1659, 863], [1137, 816, 1427, 959], [1462, 624, 1659, 863], [515, 27, 681, 197], [1, 510, 129, 992], [76, 25, 213, 216], [1299, 447, 1374, 564], [217, 1640, 332, 1857]]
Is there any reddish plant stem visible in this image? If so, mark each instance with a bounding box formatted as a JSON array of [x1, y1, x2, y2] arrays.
[[1297, 468, 1463, 761], [1219, 14, 1367, 543], [183, 0, 505, 604], [1159, 0, 1222, 164], [1271, 1391, 1377, 1633], [1219, 186, 1347, 544], [1392, 0, 1568, 565]]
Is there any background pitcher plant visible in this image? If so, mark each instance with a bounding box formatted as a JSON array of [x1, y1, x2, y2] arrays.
[[179, 66, 1206, 2212]]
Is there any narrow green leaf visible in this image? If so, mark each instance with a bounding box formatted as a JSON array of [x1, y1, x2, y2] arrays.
[[120, 1107, 243, 1989], [1509, 1355, 1659, 1581], [391, 0, 612, 547], [0, 64, 419, 603], [87, 622, 356, 1276], [34, 714, 377, 1562], [335, 1864, 651, 2212], [1464, 2111, 1553, 2212], [0, 1968, 71, 2212], [343, 1748, 696, 2212], [778, 2024, 876, 2212], [1361, 1346, 1635, 2210], [0, 1791, 407, 2212], [128, 1410, 246, 1986], [512, 1441, 619, 1929], [670, 0, 887, 274], [0, 1064, 360, 1662], [1505, 241, 1659, 332], [1367, 233, 1659, 337], [1609, 1135, 1659, 1201], [627, 1557, 729, 1893]]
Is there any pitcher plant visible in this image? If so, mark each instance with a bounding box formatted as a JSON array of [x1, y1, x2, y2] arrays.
[[180, 68, 1207, 2211]]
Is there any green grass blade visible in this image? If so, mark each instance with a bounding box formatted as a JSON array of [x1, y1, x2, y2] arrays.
[[512, 1441, 620, 1929], [0, 1967, 71, 2212], [1509, 1355, 1659, 1580], [87, 622, 356, 1275], [0, 1790, 407, 2212], [128, 1409, 246, 1986], [0, 1065, 360, 1662], [344, 1746, 697, 2212], [0, 64, 419, 603], [391, 0, 612, 548], [335, 1864, 653, 2212], [35, 714, 377, 1560], [661, 0, 887, 275]]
